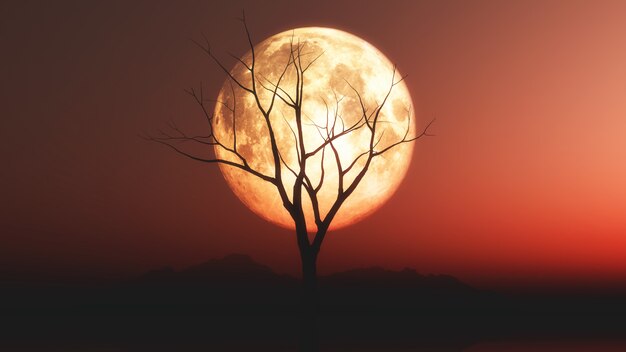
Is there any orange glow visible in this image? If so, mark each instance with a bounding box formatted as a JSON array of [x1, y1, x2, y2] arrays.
[[3, 0, 626, 288]]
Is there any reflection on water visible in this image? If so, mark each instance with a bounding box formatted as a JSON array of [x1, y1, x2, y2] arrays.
[[467, 341, 626, 352]]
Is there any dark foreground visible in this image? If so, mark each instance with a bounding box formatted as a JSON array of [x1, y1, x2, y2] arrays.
[[2, 255, 626, 351]]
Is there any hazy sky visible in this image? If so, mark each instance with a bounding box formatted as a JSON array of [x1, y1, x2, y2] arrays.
[[2, 0, 626, 288]]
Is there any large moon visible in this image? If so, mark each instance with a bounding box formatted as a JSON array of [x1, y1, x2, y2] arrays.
[[213, 27, 415, 232]]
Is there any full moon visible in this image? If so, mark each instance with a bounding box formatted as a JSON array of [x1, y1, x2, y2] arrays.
[[213, 27, 415, 231]]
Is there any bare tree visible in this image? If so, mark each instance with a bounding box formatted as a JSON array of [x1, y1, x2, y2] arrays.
[[146, 15, 434, 299]]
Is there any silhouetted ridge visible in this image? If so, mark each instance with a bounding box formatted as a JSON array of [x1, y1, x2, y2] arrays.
[[4, 253, 626, 342], [133, 254, 297, 288], [138, 266, 176, 282], [184, 253, 275, 276], [321, 266, 474, 292], [131, 254, 478, 294]]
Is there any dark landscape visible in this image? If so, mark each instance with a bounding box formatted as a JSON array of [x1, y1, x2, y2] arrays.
[[2, 254, 625, 351], [4, 1, 626, 351]]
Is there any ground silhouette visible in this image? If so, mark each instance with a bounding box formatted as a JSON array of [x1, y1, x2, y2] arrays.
[[2, 254, 626, 351]]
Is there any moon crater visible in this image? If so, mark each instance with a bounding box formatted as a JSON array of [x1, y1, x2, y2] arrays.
[[213, 27, 416, 231]]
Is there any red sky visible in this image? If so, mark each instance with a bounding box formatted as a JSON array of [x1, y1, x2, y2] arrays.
[[2, 0, 626, 289]]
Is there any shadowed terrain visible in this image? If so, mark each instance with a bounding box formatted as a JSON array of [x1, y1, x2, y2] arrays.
[[1, 254, 625, 351]]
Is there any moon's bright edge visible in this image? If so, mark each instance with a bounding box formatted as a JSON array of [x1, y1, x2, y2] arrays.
[[213, 27, 416, 232]]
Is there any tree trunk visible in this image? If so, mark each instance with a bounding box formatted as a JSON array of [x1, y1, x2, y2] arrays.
[[301, 248, 318, 295], [294, 219, 319, 306], [298, 243, 320, 351]]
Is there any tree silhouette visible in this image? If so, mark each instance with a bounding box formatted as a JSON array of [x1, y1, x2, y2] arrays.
[[146, 14, 434, 300]]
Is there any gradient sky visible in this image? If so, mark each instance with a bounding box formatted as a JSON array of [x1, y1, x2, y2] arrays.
[[2, 0, 626, 288]]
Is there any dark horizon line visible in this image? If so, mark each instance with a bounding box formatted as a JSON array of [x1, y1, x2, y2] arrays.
[[2, 253, 626, 296]]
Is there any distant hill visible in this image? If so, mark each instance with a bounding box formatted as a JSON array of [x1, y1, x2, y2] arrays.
[[130, 254, 476, 295], [133, 253, 298, 288], [2, 254, 625, 349], [114, 254, 488, 313], [1, 253, 484, 310], [321, 266, 473, 292]]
